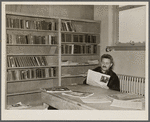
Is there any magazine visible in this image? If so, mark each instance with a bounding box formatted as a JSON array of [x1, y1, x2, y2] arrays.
[[42, 86, 72, 93], [87, 69, 110, 89], [62, 91, 94, 98]]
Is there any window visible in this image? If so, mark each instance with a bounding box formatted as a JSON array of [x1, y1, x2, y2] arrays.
[[118, 5, 146, 45], [106, 5, 146, 51]]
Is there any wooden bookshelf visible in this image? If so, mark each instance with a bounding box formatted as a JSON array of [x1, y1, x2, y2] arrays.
[[6, 12, 100, 107], [6, 12, 59, 106]]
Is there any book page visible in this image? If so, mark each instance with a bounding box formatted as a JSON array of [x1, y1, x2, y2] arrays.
[[110, 99, 142, 110], [87, 69, 110, 89]]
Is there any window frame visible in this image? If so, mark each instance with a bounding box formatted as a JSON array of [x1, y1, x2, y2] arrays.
[[106, 5, 146, 51]]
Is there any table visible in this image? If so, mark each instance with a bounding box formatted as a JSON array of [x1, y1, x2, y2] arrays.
[[41, 85, 145, 110]]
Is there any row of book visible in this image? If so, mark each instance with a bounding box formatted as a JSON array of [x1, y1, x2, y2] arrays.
[[7, 56, 49, 67], [7, 33, 57, 45], [6, 16, 57, 30], [61, 21, 76, 32], [7, 67, 57, 81], [61, 44, 97, 54], [61, 33, 97, 43]]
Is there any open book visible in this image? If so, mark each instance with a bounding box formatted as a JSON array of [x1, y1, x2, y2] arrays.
[[87, 69, 110, 89], [42, 86, 72, 93], [62, 91, 94, 98]]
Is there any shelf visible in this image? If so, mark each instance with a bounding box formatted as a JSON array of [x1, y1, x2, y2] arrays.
[[61, 42, 97, 45], [7, 44, 58, 46], [61, 64, 99, 67], [106, 46, 145, 51], [6, 27, 58, 33], [6, 11, 59, 19], [7, 54, 58, 56], [7, 65, 58, 69], [7, 89, 41, 96], [61, 31, 100, 35], [61, 54, 98, 56], [61, 17, 100, 23], [7, 77, 58, 83], [61, 74, 86, 78], [6, 12, 100, 23]]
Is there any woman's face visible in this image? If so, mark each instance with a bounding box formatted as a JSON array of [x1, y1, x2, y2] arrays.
[[101, 58, 112, 72]]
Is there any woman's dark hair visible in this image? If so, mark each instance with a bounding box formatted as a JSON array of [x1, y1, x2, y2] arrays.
[[101, 54, 114, 69]]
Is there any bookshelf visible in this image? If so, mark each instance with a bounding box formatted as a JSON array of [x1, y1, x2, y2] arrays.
[[6, 12, 100, 106], [60, 19, 100, 86]]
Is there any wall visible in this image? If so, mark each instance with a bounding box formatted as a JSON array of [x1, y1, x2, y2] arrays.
[[6, 5, 94, 20], [94, 5, 145, 77]]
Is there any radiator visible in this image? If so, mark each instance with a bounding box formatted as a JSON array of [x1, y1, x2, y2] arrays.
[[118, 74, 145, 96]]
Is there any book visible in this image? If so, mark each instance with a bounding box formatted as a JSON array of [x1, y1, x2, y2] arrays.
[[61, 33, 65, 42], [107, 93, 144, 101], [70, 21, 76, 32], [87, 69, 110, 89], [45, 68, 50, 78], [62, 91, 94, 98], [79, 35, 83, 42], [9, 57, 16, 67], [66, 34, 71, 42], [50, 67, 54, 77], [91, 35, 96, 43], [110, 99, 143, 110], [73, 35, 78, 42], [80, 97, 111, 103], [42, 86, 72, 93]]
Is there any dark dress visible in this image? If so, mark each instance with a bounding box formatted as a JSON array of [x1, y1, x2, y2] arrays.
[[83, 66, 120, 91]]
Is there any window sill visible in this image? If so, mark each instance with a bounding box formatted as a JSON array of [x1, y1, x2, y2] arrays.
[[106, 45, 145, 52]]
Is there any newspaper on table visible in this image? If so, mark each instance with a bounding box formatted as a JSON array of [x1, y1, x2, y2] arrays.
[[62, 91, 94, 98], [87, 69, 110, 89]]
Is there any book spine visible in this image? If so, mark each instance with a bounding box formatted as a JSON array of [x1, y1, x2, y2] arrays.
[[42, 56, 48, 66], [9, 34, 12, 44], [6, 16, 9, 28], [45, 35, 49, 44], [35, 57, 41, 66], [48, 35, 52, 45], [53, 67, 56, 77], [8, 70, 13, 81], [50, 68, 54, 77], [10, 57, 16, 67], [71, 44, 74, 54], [20, 57, 25, 67], [15, 70, 21, 80], [61, 45, 64, 54]]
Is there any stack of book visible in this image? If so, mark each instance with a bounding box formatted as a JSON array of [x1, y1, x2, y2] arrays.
[[61, 44, 97, 54], [7, 56, 48, 67], [6, 15, 56, 30], [7, 33, 57, 45], [7, 67, 57, 81], [61, 20, 76, 32], [85, 35, 96, 43]]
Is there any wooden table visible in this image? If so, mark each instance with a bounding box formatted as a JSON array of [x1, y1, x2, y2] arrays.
[[41, 85, 145, 110]]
